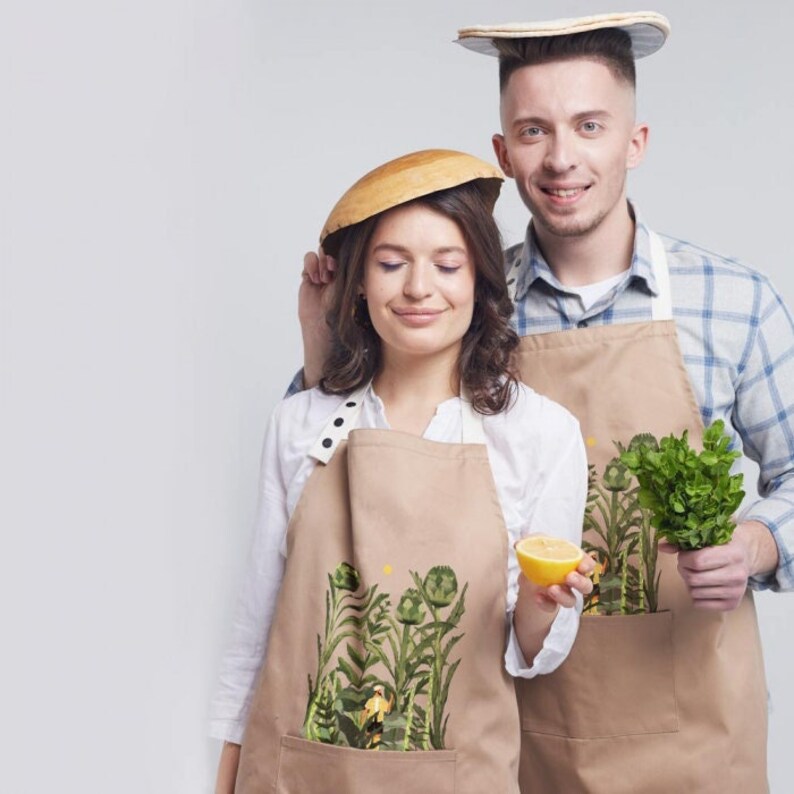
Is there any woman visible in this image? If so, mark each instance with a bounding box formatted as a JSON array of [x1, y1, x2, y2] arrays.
[[210, 149, 593, 793]]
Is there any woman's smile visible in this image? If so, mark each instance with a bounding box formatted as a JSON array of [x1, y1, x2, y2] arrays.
[[362, 203, 475, 364], [391, 306, 446, 326]]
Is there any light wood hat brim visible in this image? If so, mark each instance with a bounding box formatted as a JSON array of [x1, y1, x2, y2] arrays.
[[456, 11, 670, 59], [320, 149, 504, 247]]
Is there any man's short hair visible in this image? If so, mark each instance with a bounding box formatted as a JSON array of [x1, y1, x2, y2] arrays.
[[497, 28, 636, 92]]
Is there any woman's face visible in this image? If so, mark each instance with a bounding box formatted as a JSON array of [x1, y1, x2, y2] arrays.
[[361, 203, 476, 366]]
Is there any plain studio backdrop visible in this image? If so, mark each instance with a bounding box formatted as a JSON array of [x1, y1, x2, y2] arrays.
[[1, 1, 791, 791]]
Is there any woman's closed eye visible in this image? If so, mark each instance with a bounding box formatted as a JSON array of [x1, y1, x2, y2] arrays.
[[435, 263, 462, 274], [377, 260, 406, 271]]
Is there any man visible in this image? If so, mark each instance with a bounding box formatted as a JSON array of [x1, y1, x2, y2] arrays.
[[299, 12, 792, 792]]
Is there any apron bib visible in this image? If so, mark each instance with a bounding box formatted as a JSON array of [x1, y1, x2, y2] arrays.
[[236, 391, 521, 793], [511, 233, 768, 793]]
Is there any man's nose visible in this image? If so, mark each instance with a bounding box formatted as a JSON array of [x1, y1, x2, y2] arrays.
[[543, 132, 578, 173]]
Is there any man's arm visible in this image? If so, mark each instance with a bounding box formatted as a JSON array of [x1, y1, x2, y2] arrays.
[[731, 274, 794, 591], [668, 274, 794, 608], [293, 250, 336, 392]]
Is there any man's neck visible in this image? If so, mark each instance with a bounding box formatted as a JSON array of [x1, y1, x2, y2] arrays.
[[534, 202, 636, 288]]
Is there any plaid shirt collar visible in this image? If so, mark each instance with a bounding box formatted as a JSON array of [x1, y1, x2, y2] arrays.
[[513, 201, 660, 303]]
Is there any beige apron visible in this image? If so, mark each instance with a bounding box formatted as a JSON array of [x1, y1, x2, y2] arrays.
[[236, 391, 521, 793], [510, 233, 768, 793]]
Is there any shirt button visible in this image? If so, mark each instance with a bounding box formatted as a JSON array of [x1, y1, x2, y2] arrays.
[[577, 320, 588, 328]]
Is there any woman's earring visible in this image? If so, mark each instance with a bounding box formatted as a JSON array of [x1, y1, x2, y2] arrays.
[[354, 294, 371, 328]]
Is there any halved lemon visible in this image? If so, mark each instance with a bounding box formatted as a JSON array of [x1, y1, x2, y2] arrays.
[[515, 536, 584, 587]]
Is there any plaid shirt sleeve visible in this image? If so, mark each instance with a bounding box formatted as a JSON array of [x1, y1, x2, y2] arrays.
[[732, 275, 794, 591], [285, 369, 305, 398]]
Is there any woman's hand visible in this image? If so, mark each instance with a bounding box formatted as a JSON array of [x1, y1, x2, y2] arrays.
[[513, 555, 595, 664], [530, 555, 596, 612]]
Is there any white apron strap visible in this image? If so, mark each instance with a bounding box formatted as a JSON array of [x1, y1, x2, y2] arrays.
[[308, 384, 368, 464], [649, 231, 673, 322], [460, 392, 487, 445]]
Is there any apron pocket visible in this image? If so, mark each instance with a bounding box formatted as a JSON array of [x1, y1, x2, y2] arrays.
[[517, 611, 679, 739], [275, 735, 457, 794]]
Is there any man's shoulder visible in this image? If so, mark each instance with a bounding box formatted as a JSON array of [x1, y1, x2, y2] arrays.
[[657, 231, 769, 284]]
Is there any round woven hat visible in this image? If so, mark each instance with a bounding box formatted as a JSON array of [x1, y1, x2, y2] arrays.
[[320, 149, 504, 247], [456, 11, 670, 59]]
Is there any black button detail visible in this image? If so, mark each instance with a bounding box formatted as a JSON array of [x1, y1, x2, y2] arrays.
[[322, 438, 333, 448], [334, 417, 344, 427], [577, 320, 588, 328], [345, 401, 356, 407]]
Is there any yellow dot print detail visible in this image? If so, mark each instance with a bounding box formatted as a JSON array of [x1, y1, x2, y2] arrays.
[[383, 564, 393, 575], [585, 437, 597, 448]]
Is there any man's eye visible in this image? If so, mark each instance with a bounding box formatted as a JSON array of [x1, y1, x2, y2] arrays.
[[581, 121, 600, 133], [521, 126, 543, 138]]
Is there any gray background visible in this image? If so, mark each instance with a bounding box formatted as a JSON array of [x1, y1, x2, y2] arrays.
[[1, 1, 791, 791]]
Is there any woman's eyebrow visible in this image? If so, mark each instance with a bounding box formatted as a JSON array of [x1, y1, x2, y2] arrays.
[[371, 244, 468, 256]]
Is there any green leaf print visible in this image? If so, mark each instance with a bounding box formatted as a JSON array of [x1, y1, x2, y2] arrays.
[[302, 562, 468, 751]]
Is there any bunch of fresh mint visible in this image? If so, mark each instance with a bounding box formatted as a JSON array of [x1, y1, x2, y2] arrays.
[[619, 420, 745, 551]]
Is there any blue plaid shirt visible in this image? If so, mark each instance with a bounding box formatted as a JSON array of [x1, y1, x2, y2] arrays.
[[506, 204, 794, 592]]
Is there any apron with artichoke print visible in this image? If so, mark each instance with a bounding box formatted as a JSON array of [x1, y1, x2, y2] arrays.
[[510, 231, 768, 794], [235, 391, 521, 794]]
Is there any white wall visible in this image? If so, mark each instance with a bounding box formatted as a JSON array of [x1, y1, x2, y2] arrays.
[[1, 1, 791, 791]]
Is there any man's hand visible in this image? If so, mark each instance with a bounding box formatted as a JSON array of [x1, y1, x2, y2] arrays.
[[299, 249, 337, 389], [302, 247, 337, 285], [659, 520, 779, 611]]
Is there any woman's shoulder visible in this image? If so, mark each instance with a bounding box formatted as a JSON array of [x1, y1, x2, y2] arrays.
[[265, 387, 355, 492], [273, 387, 351, 444]]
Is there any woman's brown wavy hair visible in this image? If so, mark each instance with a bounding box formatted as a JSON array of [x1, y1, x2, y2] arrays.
[[320, 180, 519, 414]]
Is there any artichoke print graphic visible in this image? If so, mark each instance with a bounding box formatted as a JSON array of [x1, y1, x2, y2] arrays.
[[302, 562, 467, 751], [583, 434, 662, 615]]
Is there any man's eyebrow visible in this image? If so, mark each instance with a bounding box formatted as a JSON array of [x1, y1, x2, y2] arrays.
[[571, 109, 613, 121], [511, 109, 614, 127]]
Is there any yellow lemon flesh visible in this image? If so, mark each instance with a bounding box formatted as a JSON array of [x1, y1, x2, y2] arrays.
[[515, 536, 584, 587]]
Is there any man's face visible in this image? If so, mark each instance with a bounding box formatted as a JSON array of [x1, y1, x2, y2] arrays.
[[493, 58, 647, 241]]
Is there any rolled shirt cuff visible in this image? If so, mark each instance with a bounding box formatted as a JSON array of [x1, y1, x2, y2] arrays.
[[505, 599, 580, 679], [209, 719, 246, 745]]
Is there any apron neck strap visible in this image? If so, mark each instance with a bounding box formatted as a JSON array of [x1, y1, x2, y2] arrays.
[[460, 391, 487, 445], [309, 383, 487, 464], [649, 231, 672, 321]]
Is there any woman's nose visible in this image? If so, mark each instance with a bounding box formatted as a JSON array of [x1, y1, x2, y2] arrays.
[[403, 263, 432, 298]]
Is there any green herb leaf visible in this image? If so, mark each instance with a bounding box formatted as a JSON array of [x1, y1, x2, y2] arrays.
[[619, 420, 744, 550]]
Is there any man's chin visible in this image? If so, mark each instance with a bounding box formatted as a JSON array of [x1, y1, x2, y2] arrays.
[[533, 213, 601, 239]]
